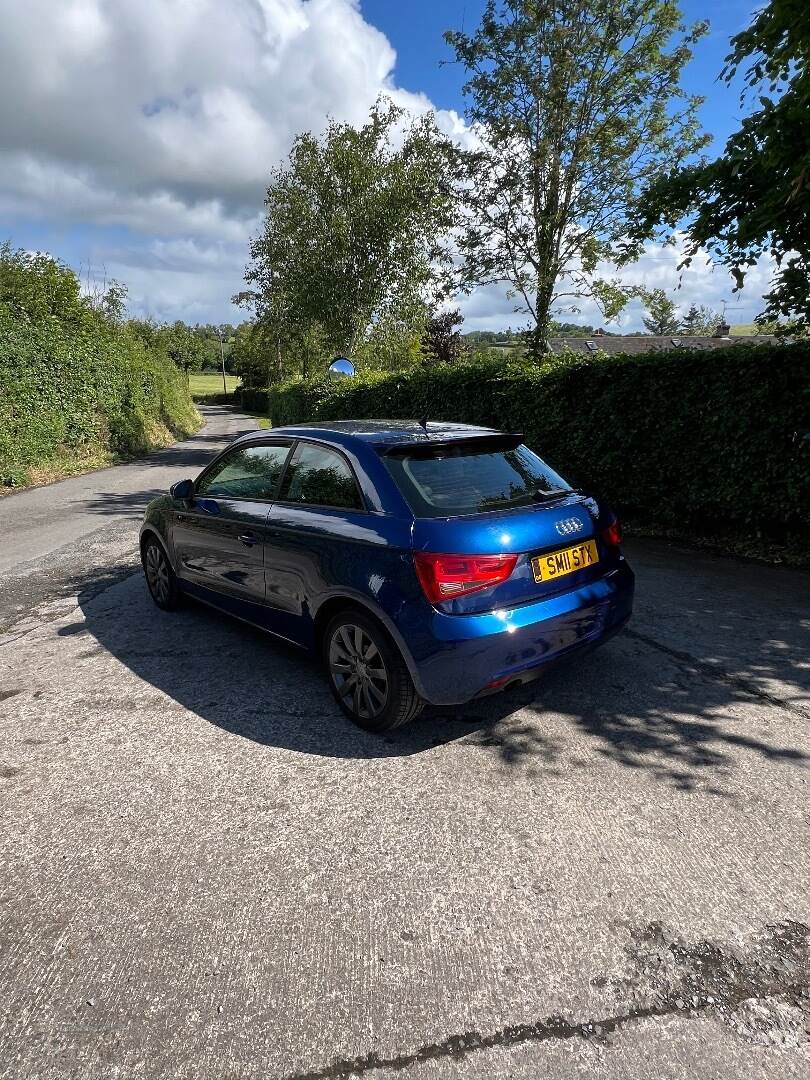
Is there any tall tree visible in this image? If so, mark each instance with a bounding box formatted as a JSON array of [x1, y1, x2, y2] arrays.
[[632, 0, 810, 328], [445, 0, 708, 357], [680, 303, 721, 335], [243, 99, 457, 366], [641, 289, 681, 335]]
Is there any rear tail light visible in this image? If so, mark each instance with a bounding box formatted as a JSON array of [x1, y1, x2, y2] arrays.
[[602, 519, 622, 547], [413, 551, 518, 604]]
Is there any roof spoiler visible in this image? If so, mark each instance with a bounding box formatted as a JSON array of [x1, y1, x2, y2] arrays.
[[381, 432, 524, 457]]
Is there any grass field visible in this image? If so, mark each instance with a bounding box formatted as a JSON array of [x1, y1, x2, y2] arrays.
[[188, 373, 241, 395]]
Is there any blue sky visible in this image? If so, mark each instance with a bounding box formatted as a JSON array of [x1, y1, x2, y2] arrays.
[[0, 0, 768, 331], [361, 0, 755, 154]]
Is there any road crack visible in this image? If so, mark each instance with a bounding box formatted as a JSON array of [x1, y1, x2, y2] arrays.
[[624, 627, 809, 718], [283, 920, 810, 1079]]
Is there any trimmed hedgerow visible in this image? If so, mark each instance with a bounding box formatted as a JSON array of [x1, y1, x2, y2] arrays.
[[236, 387, 270, 413], [268, 344, 810, 536], [0, 305, 200, 488]]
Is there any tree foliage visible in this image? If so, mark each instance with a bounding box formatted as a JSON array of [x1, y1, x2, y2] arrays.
[[242, 99, 457, 377], [632, 0, 810, 327], [680, 303, 721, 335], [158, 321, 208, 379], [190, 323, 237, 372], [641, 288, 681, 335], [0, 243, 100, 324], [445, 0, 709, 356], [421, 309, 466, 365]]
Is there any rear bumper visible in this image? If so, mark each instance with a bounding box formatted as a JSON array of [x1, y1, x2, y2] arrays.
[[402, 561, 634, 705]]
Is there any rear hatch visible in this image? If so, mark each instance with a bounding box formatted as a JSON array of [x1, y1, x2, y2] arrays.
[[381, 433, 616, 615], [411, 497, 609, 614]]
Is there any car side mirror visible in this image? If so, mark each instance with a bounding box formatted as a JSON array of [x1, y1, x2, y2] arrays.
[[170, 478, 194, 500]]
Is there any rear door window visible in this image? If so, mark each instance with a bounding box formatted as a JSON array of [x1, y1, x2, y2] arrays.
[[278, 442, 363, 510], [197, 443, 291, 500], [384, 442, 571, 518]]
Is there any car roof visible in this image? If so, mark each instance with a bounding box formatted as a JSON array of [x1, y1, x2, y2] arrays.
[[265, 419, 502, 448]]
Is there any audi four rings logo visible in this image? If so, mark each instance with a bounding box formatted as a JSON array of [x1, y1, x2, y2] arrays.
[[555, 517, 583, 536]]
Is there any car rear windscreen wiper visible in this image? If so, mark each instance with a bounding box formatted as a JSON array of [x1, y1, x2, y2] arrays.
[[531, 488, 577, 503]]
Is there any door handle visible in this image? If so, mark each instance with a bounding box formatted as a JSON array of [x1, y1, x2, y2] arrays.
[[238, 532, 259, 546], [176, 513, 189, 523]]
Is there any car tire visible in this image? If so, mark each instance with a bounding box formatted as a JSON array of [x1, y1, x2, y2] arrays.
[[142, 536, 181, 612], [324, 609, 424, 732]]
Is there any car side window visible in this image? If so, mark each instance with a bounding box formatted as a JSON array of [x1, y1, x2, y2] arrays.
[[196, 443, 291, 501], [278, 442, 362, 510]]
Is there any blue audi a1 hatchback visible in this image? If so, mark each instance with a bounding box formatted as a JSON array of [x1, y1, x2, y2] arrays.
[[140, 421, 634, 732]]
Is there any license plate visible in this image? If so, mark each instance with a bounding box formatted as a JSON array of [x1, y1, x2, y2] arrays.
[[531, 538, 599, 583]]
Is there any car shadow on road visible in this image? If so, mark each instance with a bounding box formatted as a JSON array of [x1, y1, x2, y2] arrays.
[[70, 570, 809, 791]]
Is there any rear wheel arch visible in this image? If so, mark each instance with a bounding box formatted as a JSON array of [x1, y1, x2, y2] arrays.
[[314, 595, 384, 655], [322, 606, 424, 731], [312, 593, 427, 698]]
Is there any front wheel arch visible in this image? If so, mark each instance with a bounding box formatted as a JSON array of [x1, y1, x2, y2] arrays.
[[141, 530, 181, 611], [140, 526, 172, 568]]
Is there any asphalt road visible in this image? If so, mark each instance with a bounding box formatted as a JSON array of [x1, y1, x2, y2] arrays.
[[1, 406, 808, 1080]]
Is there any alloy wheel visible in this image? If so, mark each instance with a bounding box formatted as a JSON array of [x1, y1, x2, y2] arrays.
[[328, 623, 389, 720], [145, 543, 170, 605]]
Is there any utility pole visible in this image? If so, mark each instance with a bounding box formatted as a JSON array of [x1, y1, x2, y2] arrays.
[[218, 329, 227, 394]]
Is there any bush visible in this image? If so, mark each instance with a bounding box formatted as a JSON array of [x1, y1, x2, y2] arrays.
[[0, 247, 201, 488], [0, 296, 200, 489], [192, 391, 237, 405], [237, 387, 271, 413], [268, 344, 810, 537]]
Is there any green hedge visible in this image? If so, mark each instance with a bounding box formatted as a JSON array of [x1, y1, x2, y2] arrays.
[[237, 387, 271, 413], [268, 344, 810, 536], [0, 305, 200, 487], [192, 390, 237, 405]]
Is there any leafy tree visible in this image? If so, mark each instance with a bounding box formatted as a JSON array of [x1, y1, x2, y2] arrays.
[[243, 99, 457, 365], [0, 243, 129, 327], [0, 244, 86, 323], [445, 0, 709, 357], [632, 0, 810, 328], [463, 330, 500, 344], [160, 321, 207, 381], [192, 323, 238, 372], [355, 300, 427, 373], [127, 317, 162, 349], [421, 309, 466, 365], [549, 321, 597, 337], [641, 288, 681, 335], [230, 322, 269, 387], [680, 303, 721, 335]]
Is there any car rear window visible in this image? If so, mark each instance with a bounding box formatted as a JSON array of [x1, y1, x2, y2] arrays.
[[384, 441, 572, 518]]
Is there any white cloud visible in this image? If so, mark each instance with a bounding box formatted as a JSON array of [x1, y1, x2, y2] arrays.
[[0, 0, 414, 210], [0, 0, 464, 322]]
